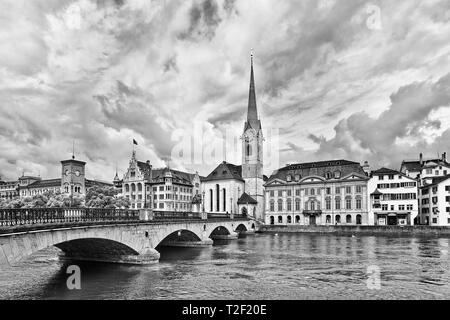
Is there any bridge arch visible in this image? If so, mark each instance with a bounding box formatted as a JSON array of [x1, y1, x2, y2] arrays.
[[156, 229, 203, 248], [208, 225, 232, 238], [235, 223, 248, 233]]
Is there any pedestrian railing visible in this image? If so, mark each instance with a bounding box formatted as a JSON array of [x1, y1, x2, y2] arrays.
[[0, 208, 249, 227]]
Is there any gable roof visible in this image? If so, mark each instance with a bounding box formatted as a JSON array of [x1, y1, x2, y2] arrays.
[[26, 179, 61, 189], [421, 175, 450, 188], [401, 158, 450, 172], [237, 192, 258, 204], [203, 162, 244, 182]]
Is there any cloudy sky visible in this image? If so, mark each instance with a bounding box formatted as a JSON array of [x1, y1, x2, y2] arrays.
[[0, 0, 449, 181]]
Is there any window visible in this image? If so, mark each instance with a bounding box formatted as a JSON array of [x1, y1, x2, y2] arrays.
[[399, 205, 405, 211], [287, 175, 292, 182], [326, 215, 331, 224], [287, 216, 292, 224], [346, 215, 352, 224], [326, 188, 331, 195], [295, 189, 301, 196], [426, 169, 432, 174], [336, 215, 341, 224], [295, 199, 301, 211], [356, 199, 362, 210], [335, 187, 341, 194], [356, 215, 362, 225], [278, 216, 283, 224], [346, 198, 352, 210], [305, 189, 309, 196], [311, 188, 315, 196], [295, 175, 301, 182], [278, 199, 283, 212], [389, 175, 394, 180], [346, 186, 352, 194], [379, 175, 384, 180], [382, 204, 388, 211], [326, 172, 332, 179], [287, 190, 292, 197], [326, 199, 331, 210], [407, 205, 413, 211], [278, 190, 283, 197], [270, 190, 274, 197], [335, 198, 341, 210], [356, 186, 362, 194], [287, 199, 292, 211], [334, 171, 341, 179]]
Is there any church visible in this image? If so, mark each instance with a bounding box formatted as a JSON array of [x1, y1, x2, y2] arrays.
[[202, 55, 266, 222]]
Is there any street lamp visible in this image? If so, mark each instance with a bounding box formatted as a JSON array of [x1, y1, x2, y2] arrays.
[[202, 191, 205, 213]]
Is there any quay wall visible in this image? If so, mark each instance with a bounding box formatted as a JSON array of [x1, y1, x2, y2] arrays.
[[259, 225, 450, 237]]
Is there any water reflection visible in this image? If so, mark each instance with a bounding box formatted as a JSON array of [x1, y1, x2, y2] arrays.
[[0, 234, 449, 300]]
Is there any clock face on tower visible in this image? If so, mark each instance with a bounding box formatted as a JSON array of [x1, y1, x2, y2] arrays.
[[65, 169, 70, 176], [75, 170, 80, 177]]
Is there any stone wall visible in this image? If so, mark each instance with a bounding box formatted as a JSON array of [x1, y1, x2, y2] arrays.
[[260, 225, 450, 237]]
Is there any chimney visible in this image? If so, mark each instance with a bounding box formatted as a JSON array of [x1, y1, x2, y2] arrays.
[[442, 153, 447, 162], [362, 161, 371, 176], [420, 153, 423, 166]]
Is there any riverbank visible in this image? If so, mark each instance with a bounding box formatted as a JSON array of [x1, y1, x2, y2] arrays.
[[259, 225, 450, 237]]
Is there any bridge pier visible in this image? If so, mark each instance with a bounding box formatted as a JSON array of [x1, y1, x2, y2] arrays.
[[158, 239, 213, 248], [63, 248, 161, 265], [210, 231, 239, 240]]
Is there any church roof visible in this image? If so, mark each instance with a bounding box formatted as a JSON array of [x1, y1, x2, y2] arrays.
[[203, 162, 244, 182], [237, 192, 258, 205]]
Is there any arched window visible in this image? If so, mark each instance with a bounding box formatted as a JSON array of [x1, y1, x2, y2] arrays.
[[216, 184, 220, 212], [287, 216, 292, 224], [346, 215, 352, 224], [246, 143, 252, 157], [125, 184, 130, 192], [270, 216, 275, 225], [138, 184, 142, 192], [277, 199, 283, 212], [356, 214, 362, 225], [278, 216, 283, 224], [310, 201, 315, 211], [326, 215, 331, 224], [326, 172, 332, 179], [336, 215, 341, 224], [295, 175, 301, 182], [209, 189, 213, 212], [296, 215, 301, 224], [286, 175, 292, 182], [222, 188, 226, 212], [131, 184, 136, 192]]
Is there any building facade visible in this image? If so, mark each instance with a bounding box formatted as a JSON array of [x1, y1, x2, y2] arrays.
[[121, 151, 201, 211], [0, 179, 19, 199], [401, 153, 450, 226], [368, 168, 419, 226], [264, 160, 370, 226]]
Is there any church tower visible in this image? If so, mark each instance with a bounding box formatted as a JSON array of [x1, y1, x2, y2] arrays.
[[241, 53, 265, 221]]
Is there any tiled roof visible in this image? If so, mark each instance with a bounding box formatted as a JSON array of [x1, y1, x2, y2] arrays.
[[401, 159, 450, 172], [86, 179, 113, 187], [137, 161, 152, 180], [203, 162, 244, 182], [150, 168, 193, 186], [267, 159, 367, 184], [26, 179, 61, 188], [237, 192, 258, 204]]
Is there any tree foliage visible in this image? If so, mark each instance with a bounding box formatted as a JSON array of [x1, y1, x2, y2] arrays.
[[85, 185, 130, 209]]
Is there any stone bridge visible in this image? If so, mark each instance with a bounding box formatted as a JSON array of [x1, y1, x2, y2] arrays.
[[0, 208, 257, 266]]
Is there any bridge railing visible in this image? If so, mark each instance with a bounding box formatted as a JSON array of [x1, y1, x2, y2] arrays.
[[152, 211, 201, 220], [0, 208, 140, 227]]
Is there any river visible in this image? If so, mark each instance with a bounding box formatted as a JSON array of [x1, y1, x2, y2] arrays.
[[0, 233, 449, 300]]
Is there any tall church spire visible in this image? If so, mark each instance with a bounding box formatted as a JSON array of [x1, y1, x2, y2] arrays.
[[245, 51, 261, 131]]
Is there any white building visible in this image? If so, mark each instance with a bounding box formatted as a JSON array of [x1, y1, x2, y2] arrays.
[[368, 168, 419, 226], [418, 176, 450, 226], [202, 54, 266, 222]]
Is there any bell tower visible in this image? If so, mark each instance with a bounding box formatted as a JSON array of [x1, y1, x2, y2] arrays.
[[241, 52, 264, 221]]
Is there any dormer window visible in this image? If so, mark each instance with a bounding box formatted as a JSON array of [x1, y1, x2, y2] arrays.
[[286, 175, 292, 182], [334, 171, 341, 179], [326, 172, 333, 179], [295, 175, 301, 182]]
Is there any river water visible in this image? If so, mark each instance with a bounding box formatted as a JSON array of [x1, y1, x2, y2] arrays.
[[0, 233, 449, 300]]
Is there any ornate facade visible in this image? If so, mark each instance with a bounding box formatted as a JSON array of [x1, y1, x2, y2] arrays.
[[264, 160, 370, 226]]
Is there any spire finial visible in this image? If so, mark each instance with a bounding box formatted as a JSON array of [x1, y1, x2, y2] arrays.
[[246, 49, 260, 126]]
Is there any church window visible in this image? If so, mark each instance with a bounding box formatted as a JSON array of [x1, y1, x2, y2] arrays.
[[246, 144, 252, 157]]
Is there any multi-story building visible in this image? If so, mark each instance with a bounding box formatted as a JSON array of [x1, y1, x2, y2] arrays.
[[401, 152, 450, 226], [368, 168, 418, 226], [418, 176, 450, 226], [17, 157, 112, 198], [264, 160, 369, 226], [0, 178, 19, 199], [121, 151, 201, 211]]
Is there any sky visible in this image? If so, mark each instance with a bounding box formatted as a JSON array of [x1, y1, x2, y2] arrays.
[[0, 0, 449, 182]]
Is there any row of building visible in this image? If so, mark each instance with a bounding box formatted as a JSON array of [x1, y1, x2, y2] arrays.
[[2, 55, 450, 227], [0, 158, 112, 201]]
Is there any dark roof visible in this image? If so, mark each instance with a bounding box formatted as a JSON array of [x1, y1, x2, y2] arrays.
[[421, 175, 450, 188], [137, 161, 152, 180], [245, 55, 261, 132], [371, 189, 383, 195], [266, 159, 367, 184], [150, 168, 193, 186], [61, 159, 86, 165], [86, 179, 113, 187], [401, 158, 450, 172], [203, 162, 243, 182], [237, 192, 258, 205], [26, 179, 61, 188], [372, 167, 400, 175]]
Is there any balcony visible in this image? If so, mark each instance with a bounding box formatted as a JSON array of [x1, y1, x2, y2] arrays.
[[303, 210, 323, 216]]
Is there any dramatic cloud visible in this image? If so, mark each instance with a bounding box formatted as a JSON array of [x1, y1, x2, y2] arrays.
[[0, 0, 449, 181]]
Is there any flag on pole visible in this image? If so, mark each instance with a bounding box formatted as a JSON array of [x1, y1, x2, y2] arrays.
[[133, 139, 138, 146]]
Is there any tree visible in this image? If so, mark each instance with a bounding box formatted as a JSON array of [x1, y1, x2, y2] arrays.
[[85, 185, 130, 209]]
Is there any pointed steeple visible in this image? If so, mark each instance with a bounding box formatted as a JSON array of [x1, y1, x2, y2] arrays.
[[245, 51, 261, 131]]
